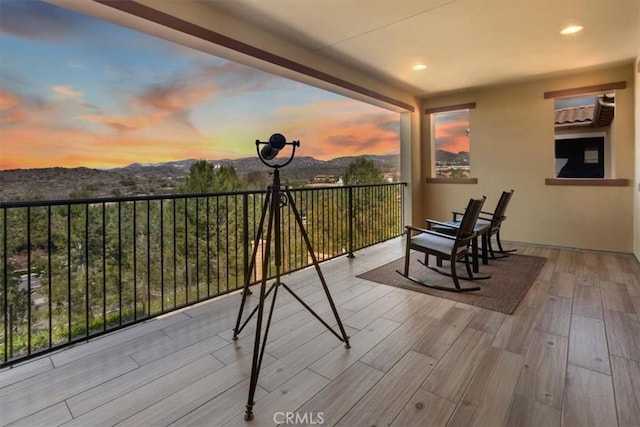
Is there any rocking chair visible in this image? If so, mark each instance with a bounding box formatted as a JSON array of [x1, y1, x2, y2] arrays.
[[396, 196, 485, 292], [454, 189, 515, 259]]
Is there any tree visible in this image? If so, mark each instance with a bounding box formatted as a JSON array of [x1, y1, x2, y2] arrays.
[[343, 157, 385, 185], [342, 157, 391, 250], [213, 164, 243, 192], [246, 171, 268, 190], [182, 160, 216, 194]]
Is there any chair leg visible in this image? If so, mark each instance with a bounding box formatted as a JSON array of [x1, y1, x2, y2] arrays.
[[481, 232, 489, 265], [488, 235, 497, 259], [463, 251, 474, 280], [403, 237, 411, 275], [496, 230, 517, 254], [450, 255, 461, 289], [489, 233, 511, 258]]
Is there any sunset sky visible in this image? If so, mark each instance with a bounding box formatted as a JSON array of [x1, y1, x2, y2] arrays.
[[433, 110, 470, 154], [0, 1, 400, 170]]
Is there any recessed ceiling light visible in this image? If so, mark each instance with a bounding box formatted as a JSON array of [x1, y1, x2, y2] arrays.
[[560, 25, 584, 35], [412, 64, 427, 71]]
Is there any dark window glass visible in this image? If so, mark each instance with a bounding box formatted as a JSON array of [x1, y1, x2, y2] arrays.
[[555, 137, 604, 178]]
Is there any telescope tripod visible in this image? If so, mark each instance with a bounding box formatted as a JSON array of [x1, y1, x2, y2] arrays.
[[233, 167, 351, 421]]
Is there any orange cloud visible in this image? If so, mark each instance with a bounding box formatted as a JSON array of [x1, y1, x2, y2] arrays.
[[0, 123, 217, 170], [270, 99, 399, 160], [78, 112, 165, 131], [139, 82, 215, 113], [0, 88, 20, 110], [289, 120, 398, 160], [0, 87, 32, 123], [51, 85, 83, 100]]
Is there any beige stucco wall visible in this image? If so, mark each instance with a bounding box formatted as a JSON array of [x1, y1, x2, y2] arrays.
[[419, 63, 636, 253]]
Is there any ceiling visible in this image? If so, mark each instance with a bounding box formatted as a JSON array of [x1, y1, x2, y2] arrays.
[[202, 0, 640, 96]]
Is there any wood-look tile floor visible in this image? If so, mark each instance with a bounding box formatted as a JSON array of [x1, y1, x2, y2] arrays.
[[1, 238, 639, 426]]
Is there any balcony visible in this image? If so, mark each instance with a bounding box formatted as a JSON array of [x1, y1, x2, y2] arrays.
[[1, 184, 405, 366], [0, 238, 640, 426], [1, 233, 640, 425]]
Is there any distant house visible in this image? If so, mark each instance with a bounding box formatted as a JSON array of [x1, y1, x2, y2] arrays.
[[305, 175, 343, 188], [312, 174, 339, 184], [383, 172, 398, 183]]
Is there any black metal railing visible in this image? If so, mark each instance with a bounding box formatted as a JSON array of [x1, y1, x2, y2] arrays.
[[0, 183, 405, 367]]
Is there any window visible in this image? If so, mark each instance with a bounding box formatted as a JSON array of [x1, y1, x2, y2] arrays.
[[544, 81, 626, 185], [553, 93, 614, 178], [426, 103, 475, 179], [555, 135, 605, 178]]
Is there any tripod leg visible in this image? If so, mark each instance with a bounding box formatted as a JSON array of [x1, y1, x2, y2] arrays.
[[245, 185, 277, 421], [286, 189, 351, 348], [234, 189, 271, 340]]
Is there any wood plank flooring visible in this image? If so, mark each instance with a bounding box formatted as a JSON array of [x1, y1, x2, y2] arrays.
[[1, 238, 639, 426]]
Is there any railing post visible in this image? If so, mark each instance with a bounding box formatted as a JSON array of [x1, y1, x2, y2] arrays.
[[242, 193, 250, 285], [8, 304, 13, 359], [401, 183, 407, 235], [347, 186, 354, 258], [3, 207, 8, 364]]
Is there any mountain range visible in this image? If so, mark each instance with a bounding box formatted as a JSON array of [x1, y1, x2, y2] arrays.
[[0, 154, 399, 202], [119, 154, 399, 173]]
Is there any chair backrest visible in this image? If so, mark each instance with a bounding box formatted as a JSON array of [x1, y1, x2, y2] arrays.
[[457, 196, 486, 240], [492, 189, 514, 225]]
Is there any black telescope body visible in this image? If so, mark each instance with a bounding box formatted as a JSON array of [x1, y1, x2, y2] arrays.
[[260, 133, 287, 160]]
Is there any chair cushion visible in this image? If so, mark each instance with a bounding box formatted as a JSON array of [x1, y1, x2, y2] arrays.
[[410, 232, 458, 255]]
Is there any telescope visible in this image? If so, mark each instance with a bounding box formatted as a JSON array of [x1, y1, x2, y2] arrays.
[[259, 133, 287, 160], [235, 133, 350, 421], [256, 133, 300, 166]]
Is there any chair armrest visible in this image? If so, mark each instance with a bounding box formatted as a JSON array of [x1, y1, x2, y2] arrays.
[[405, 225, 430, 234], [480, 210, 495, 216], [425, 219, 459, 229], [405, 225, 456, 240], [451, 210, 465, 221]]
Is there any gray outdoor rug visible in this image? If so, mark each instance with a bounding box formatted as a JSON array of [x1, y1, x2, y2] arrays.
[[357, 252, 546, 314]]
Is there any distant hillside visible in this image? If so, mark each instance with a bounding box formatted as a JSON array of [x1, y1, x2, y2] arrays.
[[0, 154, 399, 202], [0, 165, 186, 202], [435, 150, 469, 165], [119, 154, 399, 175]]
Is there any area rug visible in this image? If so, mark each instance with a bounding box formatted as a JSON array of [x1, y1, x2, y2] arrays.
[[357, 253, 546, 314]]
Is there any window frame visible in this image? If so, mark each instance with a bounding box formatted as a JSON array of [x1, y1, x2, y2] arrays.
[[544, 81, 629, 187], [425, 102, 477, 184]]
